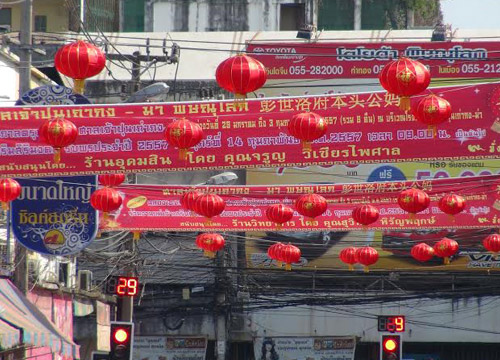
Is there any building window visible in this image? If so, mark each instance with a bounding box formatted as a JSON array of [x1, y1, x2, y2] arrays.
[[34, 15, 47, 32], [0, 8, 11, 32], [280, 3, 305, 31], [59, 262, 69, 287]]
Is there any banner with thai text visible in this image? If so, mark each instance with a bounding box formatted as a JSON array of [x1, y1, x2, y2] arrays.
[[253, 336, 356, 360], [2, 81, 500, 178], [102, 175, 500, 232], [133, 336, 207, 360], [247, 41, 500, 79]]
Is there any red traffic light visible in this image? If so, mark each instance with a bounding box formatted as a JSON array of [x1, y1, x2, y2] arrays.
[[380, 335, 401, 360], [383, 338, 397, 351], [113, 328, 129, 344]]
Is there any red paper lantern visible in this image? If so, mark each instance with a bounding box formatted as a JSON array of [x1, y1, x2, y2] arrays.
[[352, 205, 379, 227], [193, 194, 226, 223], [54, 40, 106, 93], [39, 117, 78, 163], [412, 94, 452, 136], [433, 237, 459, 265], [339, 247, 358, 271], [280, 243, 301, 271], [411, 243, 435, 262], [438, 193, 466, 221], [164, 119, 204, 160], [379, 57, 430, 111], [267, 242, 285, 267], [0, 178, 21, 211], [398, 188, 430, 218], [195, 233, 225, 258], [356, 247, 379, 273], [90, 187, 122, 219], [216, 54, 267, 99], [295, 194, 328, 219], [483, 234, 500, 254], [180, 190, 203, 212], [287, 112, 327, 151], [266, 204, 294, 228], [98, 174, 126, 188]]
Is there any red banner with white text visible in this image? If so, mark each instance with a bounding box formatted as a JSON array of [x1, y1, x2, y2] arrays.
[[2, 82, 500, 178], [100, 175, 500, 232], [246, 41, 500, 79]]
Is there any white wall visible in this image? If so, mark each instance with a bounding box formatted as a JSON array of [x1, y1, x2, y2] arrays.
[[250, 296, 500, 343]]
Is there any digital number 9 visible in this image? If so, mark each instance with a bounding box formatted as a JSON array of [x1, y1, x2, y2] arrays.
[[127, 278, 138, 296], [395, 316, 404, 331]]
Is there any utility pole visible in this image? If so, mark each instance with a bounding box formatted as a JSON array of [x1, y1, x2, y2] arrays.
[[19, 0, 33, 97], [354, 0, 362, 30]]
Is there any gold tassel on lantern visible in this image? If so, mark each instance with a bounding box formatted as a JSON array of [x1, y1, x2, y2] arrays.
[[285, 263, 292, 271], [302, 141, 312, 152], [179, 148, 189, 161], [399, 96, 411, 112], [1, 201, 8, 211], [428, 125, 437, 138], [444, 256, 450, 265], [276, 261, 283, 268], [53, 148, 62, 164], [204, 250, 215, 258], [73, 79, 85, 94], [133, 231, 141, 241], [363, 266, 370, 273]]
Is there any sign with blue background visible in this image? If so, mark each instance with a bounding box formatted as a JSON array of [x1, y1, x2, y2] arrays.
[[15, 85, 91, 106], [11, 176, 97, 255]]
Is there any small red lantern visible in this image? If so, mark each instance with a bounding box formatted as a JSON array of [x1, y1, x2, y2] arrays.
[[39, 117, 78, 163], [339, 247, 358, 271], [180, 190, 203, 212], [267, 242, 285, 267], [266, 204, 294, 229], [352, 205, 379, 227], [398, 188, 430, 218], [193, 194, 226, 223], [98, 174, 126, 188], [412, 94, 452, 137], [216, 54, 267, 100], [438, 193, 466, 222], [483, 234, 500, 254], [411, 243, 435, 262], [0, 178, 21, 211], [280, 243, 301, 271], [356, 247, 379, 273], [164, 119, 204, 160], [287, 112, 327, 151], [379, 57, 430, 111], [54, 40, 106, 94], [195, 233, 225, 258], [295, 194, 328, 219], [90, 187, 122, 220], [433, 237, 459, 265]]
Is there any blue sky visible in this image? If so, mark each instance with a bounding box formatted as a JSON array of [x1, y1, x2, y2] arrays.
[[441, 0, 500, 29]]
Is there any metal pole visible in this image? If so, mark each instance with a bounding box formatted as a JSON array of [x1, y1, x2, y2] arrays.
[[354, 0, 362, 30], [19, 0, 33, 97]]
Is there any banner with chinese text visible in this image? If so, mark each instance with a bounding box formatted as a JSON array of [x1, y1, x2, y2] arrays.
[[2, 82, 500, 177]]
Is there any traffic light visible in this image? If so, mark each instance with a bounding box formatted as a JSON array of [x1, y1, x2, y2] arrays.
[[380, 334, 401, 360], [110, 321, 134, 360]]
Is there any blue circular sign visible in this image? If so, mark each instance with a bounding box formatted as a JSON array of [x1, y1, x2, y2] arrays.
[[15, 85, 90, 106], [367, 165, 407, 182]]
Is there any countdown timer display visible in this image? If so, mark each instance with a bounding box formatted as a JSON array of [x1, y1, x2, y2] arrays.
[[105, 276, 139, 297], [377, 315, 405, 333]]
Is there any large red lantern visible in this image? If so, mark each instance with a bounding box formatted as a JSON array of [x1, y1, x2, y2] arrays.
[[195, 233, 225, 258], [280, 243, 301, 271], [164, 119, 204, 160], [352, 205, 379, 227], [180, 190, 203, 212], [379, 57, 430, 111], [215, 54, 267, 100], [398, 188, 430, 218], [267, 242, 285, 267], [433, 237, 459, 265], [356, 247, 379, 273], [438, 193, 466, 222], [339, 247, 358, 271], [90, 187, 122, 219], [193, 194, 226, 223], [411, 243, 435, 262], [483, 234, 500, 254], [0, 178, 21, 210], [39, 117, 78, 163], [287, 112, 327, 151], [266, 204, 294, 229], [295, 194, 327, 219], [98, 174, 126, 188], [54, 40, 106, 94], [412, 94, 452, 136]]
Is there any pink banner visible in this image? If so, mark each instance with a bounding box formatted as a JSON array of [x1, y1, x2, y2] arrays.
[[2, 82, 500, 178], [102, 175, 500, 232], [246, 41, 500, 79]]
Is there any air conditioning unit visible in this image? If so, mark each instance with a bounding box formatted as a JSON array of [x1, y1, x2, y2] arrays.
[[78, 270, 93, 291]]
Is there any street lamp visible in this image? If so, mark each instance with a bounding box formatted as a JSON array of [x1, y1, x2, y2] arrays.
[[124, 82, 170, 103], [200, 172, 239, 185]]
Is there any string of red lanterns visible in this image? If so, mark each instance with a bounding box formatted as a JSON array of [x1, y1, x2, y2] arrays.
[[339, 247, 358, 271], [433, 237, 459, 265], [265, 204, 294, 229], [164, 119, 204, 160], [411, 243, 435, 262], [39, 117, 78, 164], [287, 112, 327, 152], [195, 233, 225, 258], [0, 178, 21, 211], [295, 193, 328, 219], [412, 94, 452, 137]]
